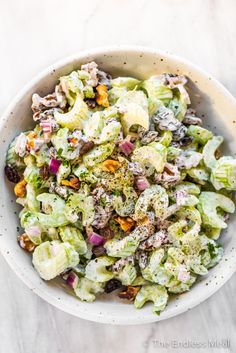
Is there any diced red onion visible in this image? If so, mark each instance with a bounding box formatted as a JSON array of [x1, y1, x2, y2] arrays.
[[40, 121, 52, 133], [119, 140, 135, 156], [135, 176, 150, 191], [66, 271, 78, 289], [49, 158, 61, 174], [88, 232, 105, 246]]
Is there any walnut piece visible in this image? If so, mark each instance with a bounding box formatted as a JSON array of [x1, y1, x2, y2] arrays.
[[18, 234, 36, 252], [118, 286, 140, 300], [101, 160, 121, 173], [14, 179, 27, 198], [115, 216, 135, 233]]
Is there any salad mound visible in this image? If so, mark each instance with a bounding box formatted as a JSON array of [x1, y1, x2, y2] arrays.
[[5, 61, 236, 315]]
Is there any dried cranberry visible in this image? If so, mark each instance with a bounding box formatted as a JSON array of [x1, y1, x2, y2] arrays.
[[85, 99, 96, 109], [4, 165, 20, 183], [92, 246, 107, 257], [39, 165, 50, 180], [105, 279, 122, 293], [79, 141, 94, 156], [100, 227, 114, 240]]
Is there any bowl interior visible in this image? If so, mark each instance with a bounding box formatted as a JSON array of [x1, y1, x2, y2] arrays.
[[0, 47, 236, 324]]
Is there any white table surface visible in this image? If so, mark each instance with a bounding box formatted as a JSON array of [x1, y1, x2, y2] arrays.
[[1, 1, 236, 352]]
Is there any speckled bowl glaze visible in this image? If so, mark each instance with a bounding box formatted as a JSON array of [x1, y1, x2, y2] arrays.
[[0, 46, 236, 325]]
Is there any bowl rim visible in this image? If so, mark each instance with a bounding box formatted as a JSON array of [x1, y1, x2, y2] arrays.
[[1, 45, 236, 325]]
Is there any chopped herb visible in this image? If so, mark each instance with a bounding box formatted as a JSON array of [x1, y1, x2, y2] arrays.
[[57, 148, 63, 156]]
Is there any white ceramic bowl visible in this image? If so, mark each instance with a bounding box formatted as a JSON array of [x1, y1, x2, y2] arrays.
[[0, 46, 236, 325]]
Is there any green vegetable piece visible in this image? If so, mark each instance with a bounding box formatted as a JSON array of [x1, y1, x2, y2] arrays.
[[51, 128, 78, 160], [113, 186, 138, 217], [25, 184, 40, 212], [24, 165, 43, 189], [204, 226, 222, 240], [37, 193, 66, 213], [167, 146, 181, 162], [83, 112, 104, 140], [147, 97, 160, 116], [77, 69, 90, 80], [134, 185, 168, 220], [108, 87, 127, 105], [99, 121, 121, 144], [158, 131, 173, 147], [204, 242, 224, 268], [203, 135, 224, 169], [169, 182, 201, 208], [198, 191, 235, 229], [84, 111, 121, 144], [187, 167, 209, 184], [132, 143, 167, 176], [168, 96, 187, 121], [73, 164, 98, 184], [6, 135, 25, 169], [83, 143, 115, 168], [134, 284, 168, 314], [211, 157, 236, 190], [168, 220, 187, 241], [168, 275, 196, 293], [65, 193, 94, 226], [142, 249, 171, 285], [60, 71, 84, 106], [59, 226, 87, 255], [168, 220, 201, 244], [116, 264, 137, 285], [57, 162, 71, 184], [83, 85, 95, 99], [118, 90, 148, 109], [85, 256, 115, 282], [111, 77, 140, 89], [35, 144, 50, 167], [117, 91, 150, 136], [74, 278, 104, 302], [21, 211, 69, 228], [32, 240, 79, 280], [187, 125, 213, 144], [174, 182, 201, 195], [175, 206, 202, 224], [188, 256, 208, 276], [104, 234, 140, 258], [121, 103, 149, 136], [142, 76, 173, 103], [54, 95, 89, 130], [132, 276, 151, 286]]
